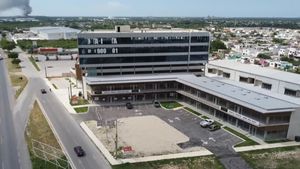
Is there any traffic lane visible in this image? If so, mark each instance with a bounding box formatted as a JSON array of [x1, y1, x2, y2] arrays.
[[36, 80, 111, 169], [0, 62, 21, 169]]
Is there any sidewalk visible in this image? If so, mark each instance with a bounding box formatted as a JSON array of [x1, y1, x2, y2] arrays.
[[235, 141, 300, 152]]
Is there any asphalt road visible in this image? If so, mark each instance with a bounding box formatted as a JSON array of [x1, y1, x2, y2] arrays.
[[35, 78, 111, 169], [0, 59, 21, 169]]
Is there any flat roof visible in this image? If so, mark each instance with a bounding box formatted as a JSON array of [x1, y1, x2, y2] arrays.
[[80, 29, 207, 34], [85, 73, 300, 113], [208, 60, 300, 85], [30, 27, 80, 33]]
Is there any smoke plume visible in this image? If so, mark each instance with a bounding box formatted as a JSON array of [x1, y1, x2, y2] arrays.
[[0, 0, 32, 16]]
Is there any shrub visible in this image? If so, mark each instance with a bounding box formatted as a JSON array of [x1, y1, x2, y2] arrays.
[[11, 58, 21, 64], [8, 52, 18, 59]]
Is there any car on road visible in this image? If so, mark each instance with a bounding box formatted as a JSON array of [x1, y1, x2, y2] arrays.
[[208, 124, 221, 131], [40, 89, 47, 94], [153, 100, 160, 108], [126, 102, 133, 109], [0, 55, 3, 60], [74, 146, 85, 157], [200, 119, 214, 127]]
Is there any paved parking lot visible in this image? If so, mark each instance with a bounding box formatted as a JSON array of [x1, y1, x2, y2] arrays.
[[73, 104, 251, 169]]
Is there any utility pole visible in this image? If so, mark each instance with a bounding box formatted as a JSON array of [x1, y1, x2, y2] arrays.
[[115, 120, 118, 157], [44, 66, 47, 78]]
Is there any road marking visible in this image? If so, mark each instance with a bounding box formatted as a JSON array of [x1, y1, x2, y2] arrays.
[[209, 137, 216, 142], [167, 119, 174, 123], [174, 117, 181, 121], [201, 139, 208, 145]]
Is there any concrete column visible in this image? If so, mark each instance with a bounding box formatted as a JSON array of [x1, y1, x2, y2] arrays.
[[266, 116, 270, 125]]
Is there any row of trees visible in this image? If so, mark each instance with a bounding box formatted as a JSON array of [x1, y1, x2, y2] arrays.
[[0, 39, 16, 51]]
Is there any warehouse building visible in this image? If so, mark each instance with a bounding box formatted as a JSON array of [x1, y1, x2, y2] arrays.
[[30, 27, 80, 40]]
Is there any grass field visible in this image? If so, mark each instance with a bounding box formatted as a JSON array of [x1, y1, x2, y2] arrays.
[[160, 101, 183, 109], [74, 107, 88, 113], [25, 101, 70, 169], [112, 156, 225, 169], [10, 74, 28, 98], [240, 146, 300, 169], [223, 127, 259, 147], [5, 58, 28, 98], [29, 56, 40, 71], [71, 98, 89, 106]]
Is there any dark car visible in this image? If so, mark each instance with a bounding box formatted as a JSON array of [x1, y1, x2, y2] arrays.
[[41, 89, 47, 94], [208, 124, 221, 131], [153, 100, 161, 108], [74, 146, 85, 157], [126, 102, 133, 109]]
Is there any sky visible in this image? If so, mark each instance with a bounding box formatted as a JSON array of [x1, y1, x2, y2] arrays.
[[0, 0, 300, 17]]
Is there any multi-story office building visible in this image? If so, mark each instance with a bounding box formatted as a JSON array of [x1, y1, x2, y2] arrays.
[[78, 26, 210, 77]]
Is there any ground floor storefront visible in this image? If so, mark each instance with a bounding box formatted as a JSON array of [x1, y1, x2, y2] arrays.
[[87, 89, 289, 142]]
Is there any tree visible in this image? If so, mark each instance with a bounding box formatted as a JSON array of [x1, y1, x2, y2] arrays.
[[11, 58, 21, 65], [8, 52, 18, 59], [0, 39, 16, 51], [257, 53, 271, 59], [210, 39, 227, 52]]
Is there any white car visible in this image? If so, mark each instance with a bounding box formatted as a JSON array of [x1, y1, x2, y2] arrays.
[[200, 119, 214, 127]]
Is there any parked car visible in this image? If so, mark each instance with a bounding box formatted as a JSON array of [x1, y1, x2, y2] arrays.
[[208, 124, 221, 131], [200, 119, 214, 127], [40, 89, 47, 94], [74, 146, 85, 157], [0, 55, 3, 60], [153, 100, 160, 108], [126, 102, 133, 109]]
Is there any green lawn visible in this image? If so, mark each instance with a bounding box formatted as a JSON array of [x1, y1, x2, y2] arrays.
[[160, 101, 183, 109], [18, 39, 78, 50], [74, 107, 88, 113], [10, 74, 28, 98], [5, 58, 28, 98], [240, 146, 300, 169], [70, 98, 89, 106], [52, 83, 58, 89], [112, 156, 224, 169], [223, 127, 259, 147], [29, 56, 40, 71]]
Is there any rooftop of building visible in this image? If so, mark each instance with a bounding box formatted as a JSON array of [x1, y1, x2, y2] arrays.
[[208, 60, 300, 85], [84, 73, 300, 113], [30, 27, 80, 33]]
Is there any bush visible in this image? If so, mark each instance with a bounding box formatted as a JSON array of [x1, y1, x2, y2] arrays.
[[211, 39, 227, 52], [257, 53, 271, 59], [8, 52, 18, 59], [11, 58, 21, 65]]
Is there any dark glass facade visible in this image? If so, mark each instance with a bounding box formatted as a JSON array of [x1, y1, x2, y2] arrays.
[[78, 36, 209, 45], [78, 31, 210, 76], [80, 55, 208, 64]]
